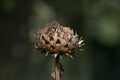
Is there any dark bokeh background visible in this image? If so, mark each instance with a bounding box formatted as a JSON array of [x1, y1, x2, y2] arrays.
[[0, 0, 120, 80]]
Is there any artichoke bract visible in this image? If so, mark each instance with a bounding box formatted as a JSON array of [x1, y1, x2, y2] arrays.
[[34, 21, 84, 58]]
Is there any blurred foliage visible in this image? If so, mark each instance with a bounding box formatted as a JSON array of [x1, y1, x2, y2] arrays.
[[0, 0, 120, 80], [3, 0, 16, 13]]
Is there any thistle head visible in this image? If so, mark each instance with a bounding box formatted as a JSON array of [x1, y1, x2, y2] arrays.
[[34, 21, 84, 58]]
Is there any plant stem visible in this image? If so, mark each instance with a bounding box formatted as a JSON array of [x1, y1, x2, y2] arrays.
[[54, 55, 60, 80]]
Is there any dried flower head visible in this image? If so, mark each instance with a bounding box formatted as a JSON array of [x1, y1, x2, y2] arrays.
[[34, 21, 84, 58]]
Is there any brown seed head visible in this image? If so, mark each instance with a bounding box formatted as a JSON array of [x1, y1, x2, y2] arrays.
[[34, 21, 84, 58]]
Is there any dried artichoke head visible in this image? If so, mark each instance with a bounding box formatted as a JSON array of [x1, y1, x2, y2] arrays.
[[34, 21, 84, 58]]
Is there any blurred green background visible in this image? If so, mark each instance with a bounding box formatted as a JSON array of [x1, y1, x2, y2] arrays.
[[0, 0, 120, 80]]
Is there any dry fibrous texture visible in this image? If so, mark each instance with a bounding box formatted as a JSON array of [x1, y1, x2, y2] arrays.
[[34, 21, 84, 58]]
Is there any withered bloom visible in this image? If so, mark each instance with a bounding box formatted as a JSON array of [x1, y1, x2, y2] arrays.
[[34, 21, 84, 58]]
